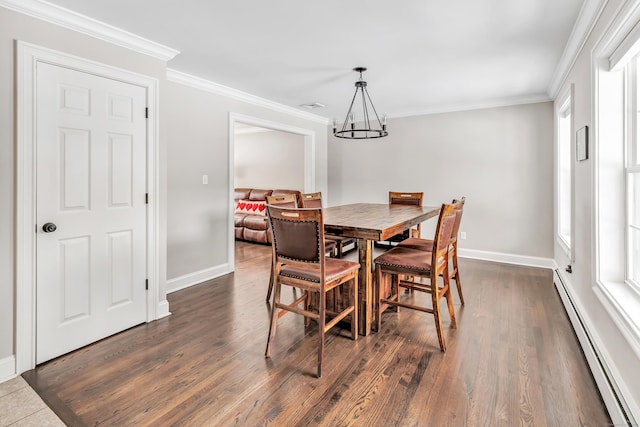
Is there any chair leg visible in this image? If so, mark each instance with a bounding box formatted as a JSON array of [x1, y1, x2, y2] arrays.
[[443, 272, 457, 329], [266, 255, 275, 302], [431, 279, 446, 352], [374, 265, 383, 332], [404, 274, 413, 294], [453, 250, 464, 305], [391, 274, 400, 313], [317, 293, 326, 378], [265, 278, 282, 358], [351, 275, 358, 341], [304, 292, 311, 327]]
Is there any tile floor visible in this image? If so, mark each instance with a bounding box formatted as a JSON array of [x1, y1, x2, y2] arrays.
[[0, 376, 64, 426]]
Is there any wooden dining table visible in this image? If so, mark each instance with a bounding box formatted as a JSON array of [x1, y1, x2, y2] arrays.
[[323, 203, 441, 335]]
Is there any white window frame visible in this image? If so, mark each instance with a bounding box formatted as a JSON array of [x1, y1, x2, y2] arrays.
[[593, 0, 640, 365], [625, 56, 640, 291], [556, 85, 574, 260]]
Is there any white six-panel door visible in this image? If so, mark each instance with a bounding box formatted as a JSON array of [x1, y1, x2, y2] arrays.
[[35, 62, 147, 364]]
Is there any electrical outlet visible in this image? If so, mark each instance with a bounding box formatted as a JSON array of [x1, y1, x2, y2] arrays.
[[202, 174, 208, 185], [460, 231, 467, 240]]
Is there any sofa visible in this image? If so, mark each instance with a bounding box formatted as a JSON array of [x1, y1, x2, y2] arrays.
[[234, 188, 301, 243]]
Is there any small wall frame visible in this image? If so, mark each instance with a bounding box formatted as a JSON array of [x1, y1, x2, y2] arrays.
[[577, 126, 589, 161]]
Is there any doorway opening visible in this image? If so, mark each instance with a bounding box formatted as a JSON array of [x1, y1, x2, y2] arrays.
[[227, 113, 316, 270]]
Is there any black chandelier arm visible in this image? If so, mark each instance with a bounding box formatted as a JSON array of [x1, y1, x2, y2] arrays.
[[340, 88, 360, 133], [364, 86, 384, 128], [361, 87, 371, 129]]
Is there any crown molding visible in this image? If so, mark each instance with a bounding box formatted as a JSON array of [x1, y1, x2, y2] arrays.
[[0, 0, 179, 61], [547, 0, 607, 99], [167, 68, 330, 125], [386, 93, 552, 119]]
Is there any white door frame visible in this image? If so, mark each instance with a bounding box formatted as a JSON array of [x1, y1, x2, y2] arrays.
[[228, 113, 316, 270], [15, 41, 162, 374]]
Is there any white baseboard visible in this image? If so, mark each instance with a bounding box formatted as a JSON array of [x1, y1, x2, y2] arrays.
[[0, 355, 16, 383], [458, 248, 555, 269], [166, 263, 231, 294], [553, 269, 633, 426], [156, 300, 171, 319]]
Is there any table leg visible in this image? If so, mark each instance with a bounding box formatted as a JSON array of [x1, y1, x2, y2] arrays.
[[357, 238, 373, 335]]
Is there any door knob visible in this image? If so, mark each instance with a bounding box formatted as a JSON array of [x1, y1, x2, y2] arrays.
[[42, 222, 57, 233]]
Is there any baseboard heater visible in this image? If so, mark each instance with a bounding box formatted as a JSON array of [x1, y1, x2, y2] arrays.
[[553, 269, 636, 426]]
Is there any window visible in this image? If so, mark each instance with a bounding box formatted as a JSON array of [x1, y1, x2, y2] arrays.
[[591, 5, 640, 422], [593, 7, 640, 349], [627, 56, 640, 288], [556, 89, 573, 255]]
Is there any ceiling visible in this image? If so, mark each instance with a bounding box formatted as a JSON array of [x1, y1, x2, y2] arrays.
[[36, 0, 589, 121]]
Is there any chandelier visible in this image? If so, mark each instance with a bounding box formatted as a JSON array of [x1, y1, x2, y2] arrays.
[[333, 67, 388, 139]]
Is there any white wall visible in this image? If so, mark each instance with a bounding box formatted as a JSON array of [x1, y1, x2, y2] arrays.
[[162, 80, 328, 282], [0, 6, 330, 377], [0, 6, 167, 373], [554, 0, 640, 420], [234, 129, 305, 191], [328, 102, 554, 260]]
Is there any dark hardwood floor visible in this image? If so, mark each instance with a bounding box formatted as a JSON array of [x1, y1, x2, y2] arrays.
[[24, 241, 612, 426]]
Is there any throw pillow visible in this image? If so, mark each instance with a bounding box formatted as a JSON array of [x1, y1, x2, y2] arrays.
[[235, 200, 266, 216]]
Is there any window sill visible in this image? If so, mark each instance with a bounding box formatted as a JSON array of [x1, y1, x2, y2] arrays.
[[594, 279, 640, 360]]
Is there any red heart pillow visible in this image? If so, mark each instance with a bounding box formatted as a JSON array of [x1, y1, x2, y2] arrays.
[[235, 200, 266, 216]]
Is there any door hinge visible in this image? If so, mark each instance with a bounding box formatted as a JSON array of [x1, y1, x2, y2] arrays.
[[145, 107, 149, 119], [145, 279, 149, 290], [145, 193, 149, 204]]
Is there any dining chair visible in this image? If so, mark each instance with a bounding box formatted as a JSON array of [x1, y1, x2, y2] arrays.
[[301, 192, 357, 258], [265, 194, 337, 302], [373, 202, 458, 352], [397, 197, 466, 305], [375, 191, 424, 248], [265, 205, 359, 377], [300, 191, 323, 208], [266, 193, 298, 208]]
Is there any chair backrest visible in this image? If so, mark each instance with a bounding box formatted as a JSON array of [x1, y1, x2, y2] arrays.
[[266, 205, 324, 266], [389, 191, 424, 206], [301, 192, 323, 208], [266, 194, 298, 208], [431, 203, 458, 267], [389, 191, 424, 239], [272, 189, 302, 206], [450, 197, 466, 244]]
